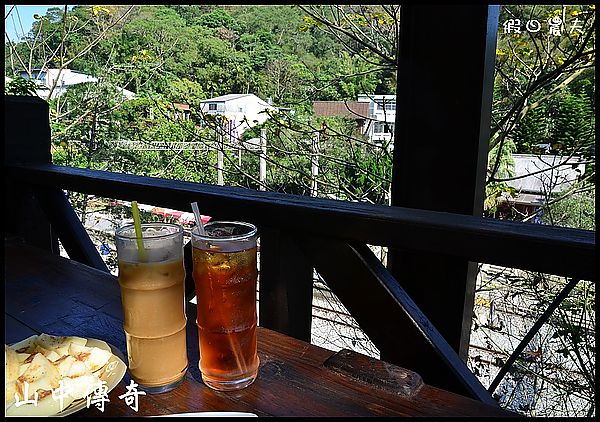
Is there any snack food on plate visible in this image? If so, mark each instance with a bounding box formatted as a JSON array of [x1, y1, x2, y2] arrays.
[[4, 333, 116, 416]]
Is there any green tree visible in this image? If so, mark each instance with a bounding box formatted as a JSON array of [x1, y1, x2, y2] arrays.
[[513, 100, 551, 154], [165, 78, 206, 111], [489, 5, 595, 183], [541, 189, 595, 230], [4, 75, 38, 95], [549, 89, 595, 158], [51, 81, 127, 169], [198, 8, 240, 32]]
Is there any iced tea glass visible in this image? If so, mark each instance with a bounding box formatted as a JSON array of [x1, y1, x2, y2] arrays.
[[191, 221, 259, 391], [115, 223, 188, 394]]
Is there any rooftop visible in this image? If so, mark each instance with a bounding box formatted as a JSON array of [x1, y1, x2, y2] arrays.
[[201, 93, 253, 102], [313, 101, 369, 119], [507, 154, 586, 194]]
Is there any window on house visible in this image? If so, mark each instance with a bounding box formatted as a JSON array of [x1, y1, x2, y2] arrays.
[[209, 103, 217, 111], [376, 100, 396, 112], [374, 122, 395, 134]]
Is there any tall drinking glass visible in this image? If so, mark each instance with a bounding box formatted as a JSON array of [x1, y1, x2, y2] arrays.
[[115, 223, 188, 394], [191, 221, 259, 391]]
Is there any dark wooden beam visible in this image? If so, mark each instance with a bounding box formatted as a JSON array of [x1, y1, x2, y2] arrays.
[[259, 227, 314, 342], [183, 240, 198, 301], [4, 96, 52, 165], [303, 237, 497, 405], [34, 186, 109, 273], [6, 163, 595, 282], [388, 5, 500, 365], [4, 96, 58, 254]]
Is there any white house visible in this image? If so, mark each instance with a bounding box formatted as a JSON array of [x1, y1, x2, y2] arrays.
[[16, 68, 135, 100], [357, 94, 396, 146], [199, 94, 275, 142]]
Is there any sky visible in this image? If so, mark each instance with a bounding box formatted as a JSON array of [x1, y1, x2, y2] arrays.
[[4, 5, 71, 41]]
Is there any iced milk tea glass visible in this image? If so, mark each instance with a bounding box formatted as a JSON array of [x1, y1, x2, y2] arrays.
[[191, 221, 260, 391], [115, 223, 188, 394]]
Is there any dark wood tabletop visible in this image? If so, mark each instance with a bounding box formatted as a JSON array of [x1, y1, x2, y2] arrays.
[[5, 239, 515, 417]]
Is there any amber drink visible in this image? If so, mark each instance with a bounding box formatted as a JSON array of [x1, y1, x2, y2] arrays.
[[115, 223, 188, 394], [191, 221, 259, 391]]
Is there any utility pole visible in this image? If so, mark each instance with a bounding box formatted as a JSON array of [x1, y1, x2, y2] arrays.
[[311, 129, 319, 197], [259, 128, 267, 191], [217, 117, 224, 186]]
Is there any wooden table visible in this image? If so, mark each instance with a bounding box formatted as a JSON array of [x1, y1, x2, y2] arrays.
[[5, 239, 515, 417]]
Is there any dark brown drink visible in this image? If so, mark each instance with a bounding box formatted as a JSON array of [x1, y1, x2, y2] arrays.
[[191, 222, 259, 391]]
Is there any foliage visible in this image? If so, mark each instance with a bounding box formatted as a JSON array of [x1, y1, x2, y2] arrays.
[[540, 189, 595, 230], [513, 81, 595, 160], [164, 78, 206, 111], [197, 8, 240, 32], [490, 4, 595, 182], [51, 81, 126, 168], [337, 143, 392, 204], [513, 100, 552, 154], [484, 137, 517, 218], [488, 4, 595, 228], [4, 75, 38, 95], [549, 87, 595, 160], [297, 5, 399, 68]]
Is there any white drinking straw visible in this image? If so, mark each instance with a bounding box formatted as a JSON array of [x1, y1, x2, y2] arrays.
[[191, 202, 206, 235]]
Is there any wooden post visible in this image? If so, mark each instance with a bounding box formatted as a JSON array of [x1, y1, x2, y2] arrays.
[[4, 96, 58, 253], [237, 122, 242, 167], [311, 130, 319, 197], [5, 96, 111, 270], [259, 128, 267, 191], [259, 227, 314, 342], [386, 5, 499, 394]]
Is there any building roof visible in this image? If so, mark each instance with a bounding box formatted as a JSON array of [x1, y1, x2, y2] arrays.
[[201, 94, 253, 102], [313, 101, 369, 119], [172, 103, 190, 111], [506, 154, 586, 194], [16, 68, 135, 99], [509, 193, 545, 206]]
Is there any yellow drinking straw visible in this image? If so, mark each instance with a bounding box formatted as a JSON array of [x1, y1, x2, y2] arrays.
[[131, 200, 147, 261]]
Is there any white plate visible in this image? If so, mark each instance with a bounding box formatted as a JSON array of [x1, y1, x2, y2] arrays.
[[6, 337, 127, 417], [58, 338, 127, 416]]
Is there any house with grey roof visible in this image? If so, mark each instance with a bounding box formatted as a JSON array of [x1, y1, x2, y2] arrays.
[[504, 154, 586, 215]]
